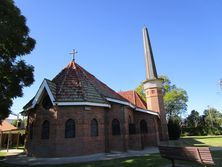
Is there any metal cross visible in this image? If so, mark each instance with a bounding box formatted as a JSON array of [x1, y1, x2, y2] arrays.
[[69, 49, 78, 61]]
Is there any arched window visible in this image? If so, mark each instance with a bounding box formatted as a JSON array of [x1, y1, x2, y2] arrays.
[[112, 119, 121, 135], [140, 120, 148, 134], [91, 119, 98, 137], [65, 119, 75, 138], [41, 120, 50, 139], [29, 122, 33, 140]]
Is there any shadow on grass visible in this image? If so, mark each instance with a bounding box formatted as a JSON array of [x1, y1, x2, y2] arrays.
[[161, 136, 222, 147], [184, 136, 222, 139], [59, 154, 170, 167], [0, 151, 222, 167], [160, 138, 205, 147]]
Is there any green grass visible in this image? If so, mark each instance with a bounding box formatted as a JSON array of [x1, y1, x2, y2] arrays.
[[0, 151, 221, 167], [47, 151, 222, 167], [0, 136, 221, 167], [0, 152, 6, 160], [0, 152, 6, 157], [165, 135, 222, 147]]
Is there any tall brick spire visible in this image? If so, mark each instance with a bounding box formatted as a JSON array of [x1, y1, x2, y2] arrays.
[[143, 26, 158, 80], [142, 26, 168, 141]]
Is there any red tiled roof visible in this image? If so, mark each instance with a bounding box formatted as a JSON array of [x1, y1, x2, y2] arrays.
[[23, 61, 127, 110], [52, 61, 126, 103], [118, 90, 147, 110], [0, 120, 17, 131]]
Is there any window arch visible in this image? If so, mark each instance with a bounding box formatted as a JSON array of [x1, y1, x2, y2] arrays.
[[91, 119, 98, 137], [65, 119, 75, 138], [29, 122, 33, 140], [112, 119, 121, 135], [41, 120, 50, 139], [140, 120, 148, 134]]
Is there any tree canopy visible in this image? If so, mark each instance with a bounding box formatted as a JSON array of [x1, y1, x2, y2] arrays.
[[203, 108, 222, 135], [183, 108, 222, 136], [0, 0, 36, 121]]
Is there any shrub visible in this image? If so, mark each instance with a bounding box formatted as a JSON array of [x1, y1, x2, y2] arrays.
[[168, 117, 181, 140]]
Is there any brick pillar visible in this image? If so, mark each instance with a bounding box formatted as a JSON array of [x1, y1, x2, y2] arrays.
[[121, 105, 127, 152], [143, 79, 168, 141], [104, 108, 110, 152]]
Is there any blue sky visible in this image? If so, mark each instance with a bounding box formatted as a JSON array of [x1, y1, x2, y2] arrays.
[[12, 0, 222, 116]]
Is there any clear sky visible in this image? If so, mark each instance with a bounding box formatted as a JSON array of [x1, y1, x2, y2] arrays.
[[12, 0, 222, 116]]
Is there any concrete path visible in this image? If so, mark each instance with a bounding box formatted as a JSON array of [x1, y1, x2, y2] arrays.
[[3, 147, 159, 166], [3, 146, 222, 166]]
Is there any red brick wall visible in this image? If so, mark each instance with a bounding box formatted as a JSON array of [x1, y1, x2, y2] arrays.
[[26, 105, 57, 157], [26, 102, 160, 157], [27, 105, 106, 157], [128, 134, 142, 150], [134, 112, 159, 147], [55, 106, 105, 156], [107, 103, 126, 152]]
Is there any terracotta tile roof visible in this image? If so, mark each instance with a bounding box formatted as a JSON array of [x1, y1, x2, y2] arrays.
[[45, 79, 56, 98], [118, 90, 147, 110], [0, 120, 17, 131], [24, 61, 127, 109], [52, 61, 109, 103]]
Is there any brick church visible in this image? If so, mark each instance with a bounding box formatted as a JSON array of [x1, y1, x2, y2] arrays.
[[23, 27, 168, 157]]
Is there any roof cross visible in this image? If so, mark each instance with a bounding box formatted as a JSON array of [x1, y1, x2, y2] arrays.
[[69, 49, 78, 61]]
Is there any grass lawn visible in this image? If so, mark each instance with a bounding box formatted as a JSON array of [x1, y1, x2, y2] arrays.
[[0, 152, 6, 160], [0, 136, 221, 167], [165, 135, 222, 147], [42, 151, 222, 167], [0, 151, 221, 167]]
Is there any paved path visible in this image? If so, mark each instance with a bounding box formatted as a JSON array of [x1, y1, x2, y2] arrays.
[[3, 147, 159, 166], [3, 146, 222, 166]]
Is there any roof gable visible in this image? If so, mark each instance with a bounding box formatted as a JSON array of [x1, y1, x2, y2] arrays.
[[23, 79, 56, 110], [118, 90, 147, 110], [52, 61, 127, 103], [24, 61, 127, 110], [52, 61, 109, 104], [23, 61, 159, 117]]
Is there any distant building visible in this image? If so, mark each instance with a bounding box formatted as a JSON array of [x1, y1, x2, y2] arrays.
[[0, 120, 17, 132], [0, 119, 25, 149], [22, 27, 168, 157]]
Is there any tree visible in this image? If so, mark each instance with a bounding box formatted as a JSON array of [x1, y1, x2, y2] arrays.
[[186, 110, 200, 128], [203, 108, 222, 135], [183, 108, 222, 136], [0, 0, 36, 121], [168, 116, 181, 140], [184, 110, 201, 135], [160, 76, 188, 118]]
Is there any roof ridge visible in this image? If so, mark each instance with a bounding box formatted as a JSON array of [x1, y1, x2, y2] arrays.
[[133, 90, 136, 105], [76, 64, 126, 101], [74, 64, 92, 101], [57, 65, 70, 95], [76, 64, 108, 103]]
